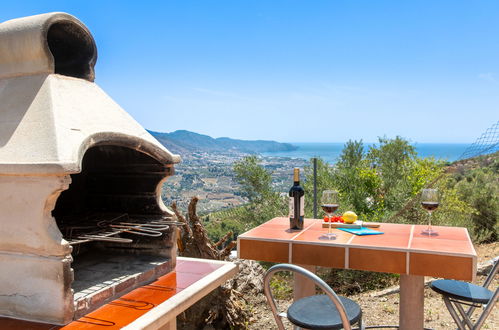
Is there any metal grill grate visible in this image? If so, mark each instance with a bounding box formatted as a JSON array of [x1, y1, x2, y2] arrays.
[[59, 213, 181, 245]]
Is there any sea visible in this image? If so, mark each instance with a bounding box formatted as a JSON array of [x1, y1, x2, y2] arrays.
[[262, 142, 470, 164]]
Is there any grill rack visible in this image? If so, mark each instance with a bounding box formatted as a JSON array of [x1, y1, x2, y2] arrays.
[[59, 213, 182, 245]]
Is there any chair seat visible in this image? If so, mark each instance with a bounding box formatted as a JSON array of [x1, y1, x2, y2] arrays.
[[430, 279, 494, 304], [287, 295, 362, 330]]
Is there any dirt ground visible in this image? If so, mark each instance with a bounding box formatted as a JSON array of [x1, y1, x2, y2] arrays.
[[244, 242, 498, 330]]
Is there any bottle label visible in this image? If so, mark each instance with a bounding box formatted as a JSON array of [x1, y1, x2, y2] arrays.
[[289, 196, 305, 217], [299, 196, 304, 216]]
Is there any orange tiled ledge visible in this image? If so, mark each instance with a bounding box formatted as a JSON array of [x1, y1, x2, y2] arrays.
[[0, 257, 238, 330]]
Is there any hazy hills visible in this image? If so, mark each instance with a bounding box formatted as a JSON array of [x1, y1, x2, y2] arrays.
[[149, 130, 297, 155]]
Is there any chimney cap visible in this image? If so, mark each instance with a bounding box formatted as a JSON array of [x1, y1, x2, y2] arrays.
[[0, 12, 97, 81]]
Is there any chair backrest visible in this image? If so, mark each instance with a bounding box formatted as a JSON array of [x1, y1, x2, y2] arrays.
[[475, 287, 498, 329], [483, 256, 498, 289], [263, 263, 352, 330], [474, 257, 499, 329]]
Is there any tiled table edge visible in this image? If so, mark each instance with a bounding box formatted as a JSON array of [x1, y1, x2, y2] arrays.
[[239, 221, 477, 257], [238, 220, 477, 280], [122, 257, 238, 330], [466, 227, 478, 281]]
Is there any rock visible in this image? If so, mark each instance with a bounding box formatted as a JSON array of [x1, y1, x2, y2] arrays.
[[477, 257, 498, 276], [225, 258, 265, 296]]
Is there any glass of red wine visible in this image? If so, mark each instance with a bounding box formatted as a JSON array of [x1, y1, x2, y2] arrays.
[[421, 188, 439, 236], [321, 190, 339, 239]]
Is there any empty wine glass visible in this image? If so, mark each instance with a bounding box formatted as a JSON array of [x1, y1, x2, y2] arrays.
[[321, 190, 339, 239], [421, 188, 439, 236]]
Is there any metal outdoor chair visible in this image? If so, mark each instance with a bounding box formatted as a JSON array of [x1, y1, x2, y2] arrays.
[[263, 264, 364, 330], [429, 257, 498, 330]]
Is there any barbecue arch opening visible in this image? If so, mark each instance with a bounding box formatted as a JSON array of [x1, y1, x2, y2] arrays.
[[53, 145, 167, 221], [47, 20, 96, 81], [51, 144, 175, 317]]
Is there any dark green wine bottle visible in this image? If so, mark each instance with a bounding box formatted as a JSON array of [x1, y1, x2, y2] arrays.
[[289, 168, 304, 230]]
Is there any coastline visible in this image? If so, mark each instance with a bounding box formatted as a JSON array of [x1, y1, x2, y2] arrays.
[[262, 142, 470, 163]]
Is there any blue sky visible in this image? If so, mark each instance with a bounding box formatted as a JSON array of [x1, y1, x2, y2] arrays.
[[2, 1, 498, 143]]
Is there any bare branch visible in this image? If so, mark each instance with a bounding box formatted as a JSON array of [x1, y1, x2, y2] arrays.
[[214, 231, 233, 248], [187, 196, 200, 224], [220, 241, 237, 259], [171, 201, 192, 237]]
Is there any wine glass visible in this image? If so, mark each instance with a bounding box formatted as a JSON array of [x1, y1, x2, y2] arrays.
[[421, 188, 439, 236], [321, 190, 339, 239]]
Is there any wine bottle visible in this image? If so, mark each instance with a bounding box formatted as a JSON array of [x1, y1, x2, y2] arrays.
[[289, 168, 304, 230]]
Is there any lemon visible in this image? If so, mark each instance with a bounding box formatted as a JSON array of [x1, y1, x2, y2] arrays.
[[342, 211, 358, 224]]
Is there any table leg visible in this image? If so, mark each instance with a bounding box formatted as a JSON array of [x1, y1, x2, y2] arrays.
[[399, 274, 424, 330], [293, 264, 316, 300]]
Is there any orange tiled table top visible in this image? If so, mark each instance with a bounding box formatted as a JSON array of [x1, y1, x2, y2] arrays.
[[238, 217, 477, 281], [0, 257, 237, 330]]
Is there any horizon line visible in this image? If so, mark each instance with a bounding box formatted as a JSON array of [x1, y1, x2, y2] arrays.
[[284, 141, 473, 145], [148, 129, 472, 145]]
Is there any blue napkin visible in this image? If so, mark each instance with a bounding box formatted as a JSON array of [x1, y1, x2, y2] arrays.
[[338, 227, 384, 236]]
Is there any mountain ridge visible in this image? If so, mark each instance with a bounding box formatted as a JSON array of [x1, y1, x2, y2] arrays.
[[148, 129, 298, 155]]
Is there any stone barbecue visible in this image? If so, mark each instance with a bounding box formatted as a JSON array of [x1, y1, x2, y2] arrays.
[[0, 12, 181, 324]]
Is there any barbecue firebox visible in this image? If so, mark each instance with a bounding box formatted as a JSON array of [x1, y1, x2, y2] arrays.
[[0, 12, 181, 324]]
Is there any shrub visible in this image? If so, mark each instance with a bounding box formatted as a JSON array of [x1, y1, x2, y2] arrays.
[[452, 161, 498, 242]]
